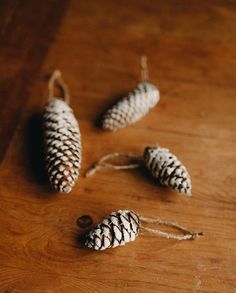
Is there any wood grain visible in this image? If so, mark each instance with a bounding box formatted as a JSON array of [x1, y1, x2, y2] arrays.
[[0, 0, 236, 292]]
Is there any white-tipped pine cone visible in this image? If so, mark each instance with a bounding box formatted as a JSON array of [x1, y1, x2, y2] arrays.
[[143, 147, 191, 195], [102, 82, 160, 131], [43, 98, 82, 193], [85, 210, 140, 250]]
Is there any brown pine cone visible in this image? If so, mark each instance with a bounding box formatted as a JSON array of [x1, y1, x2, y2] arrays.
[[43, 98, 82, 193], [85, 210, 140, 250], [102, 82, 160, 131], [143, 147, 191, 195]]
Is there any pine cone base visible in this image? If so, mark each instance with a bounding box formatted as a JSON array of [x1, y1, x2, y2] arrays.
[[144, 147, 191, 195], [85, 210, 140, 250]]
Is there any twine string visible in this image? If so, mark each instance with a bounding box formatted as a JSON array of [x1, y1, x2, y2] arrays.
[[48, 70, 70, 104], [141, 56, 149, 82], [140, 215, 203, 241], [85, 152, 142, 177]]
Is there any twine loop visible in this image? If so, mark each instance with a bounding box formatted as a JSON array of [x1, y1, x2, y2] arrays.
[[85, 152, 142, 177], [48, 70, 70, 104], [141, 56, 149, 82], [140, 215, 203, 241]]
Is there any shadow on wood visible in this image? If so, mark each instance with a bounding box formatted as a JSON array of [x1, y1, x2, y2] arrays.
[[25, 112, 48, 186]]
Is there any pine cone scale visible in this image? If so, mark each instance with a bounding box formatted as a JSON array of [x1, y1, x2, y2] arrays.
[[117, 213, 133, 242], [160, 164, 182, 184], [102, 222, 115, 247]]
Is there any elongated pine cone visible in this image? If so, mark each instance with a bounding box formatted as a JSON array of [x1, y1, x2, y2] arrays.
[[102, 82, 160, 131], [43, 98, 82, 193], [85, 210, 140, 250], [143, 147, 191, 195]]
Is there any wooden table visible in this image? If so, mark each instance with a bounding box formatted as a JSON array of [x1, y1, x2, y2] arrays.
[[0, 1, 235, 292]]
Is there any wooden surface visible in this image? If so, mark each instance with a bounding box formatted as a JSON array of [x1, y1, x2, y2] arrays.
[[0, 0, 236, 292]]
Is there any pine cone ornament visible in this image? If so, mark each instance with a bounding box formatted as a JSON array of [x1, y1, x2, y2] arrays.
[[102, 57, 160, 131], [85, 210, 140, 250], [102, 82, 160, 131], [143, 147, 191, 195], [84, 210, 202, 251], [44, 70, 82, 193], [85, 146, 191, 196]]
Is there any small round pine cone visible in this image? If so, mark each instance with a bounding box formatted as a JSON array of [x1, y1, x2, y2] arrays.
[[85, 210, 140, 250], [143, 147, 191, 195], [43, 98, 82, 193], [102, 82, 160, 131]]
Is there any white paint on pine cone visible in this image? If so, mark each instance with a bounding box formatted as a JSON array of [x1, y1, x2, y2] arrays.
[[102, 82, 160, 131], [85, 210, 140, 250], [44, 98, 82, 193], [143, 147, 192, 195]]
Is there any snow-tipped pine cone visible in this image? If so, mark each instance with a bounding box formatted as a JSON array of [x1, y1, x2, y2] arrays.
[[102, 82, 160, 131], [43, 98, 82, 193], [85, 210, 140, 250], [143, 147, 191, 195]]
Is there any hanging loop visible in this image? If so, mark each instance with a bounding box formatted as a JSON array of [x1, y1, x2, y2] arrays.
[[141, 56, 149, 82], [140, 215, 203, 241], [85, 152, 142, 177], [48, 70, 70, 104]]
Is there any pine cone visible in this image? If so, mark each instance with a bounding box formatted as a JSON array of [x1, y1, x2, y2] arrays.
[[143, 147, 191, 195], [102, 82, 160, 131], [85, 210, 140, 250], [43, 98, 82, 193]]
